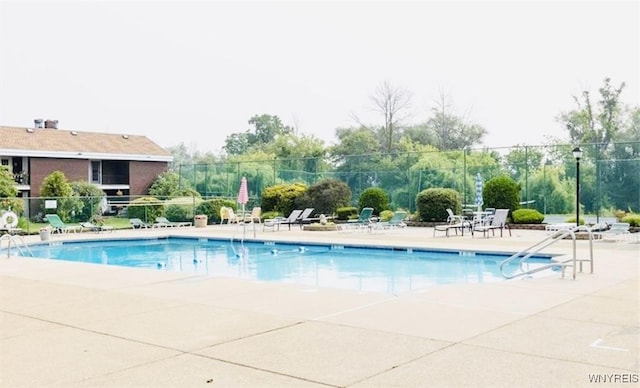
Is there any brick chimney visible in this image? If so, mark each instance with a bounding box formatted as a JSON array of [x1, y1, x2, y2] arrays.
[[44, 119, 59, 129]]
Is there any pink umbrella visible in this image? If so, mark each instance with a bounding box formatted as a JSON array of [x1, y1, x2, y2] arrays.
[[237, 176, 249, 217]]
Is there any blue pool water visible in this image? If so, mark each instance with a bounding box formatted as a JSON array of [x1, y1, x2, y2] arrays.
[[18, 237, 554, 293]]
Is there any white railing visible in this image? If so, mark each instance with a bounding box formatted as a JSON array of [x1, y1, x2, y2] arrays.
[[0, 234, 34, 258], [500, 225, 594, 280]]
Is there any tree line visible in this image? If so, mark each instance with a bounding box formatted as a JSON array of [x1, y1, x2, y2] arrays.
[[165, 78, 640, 215]]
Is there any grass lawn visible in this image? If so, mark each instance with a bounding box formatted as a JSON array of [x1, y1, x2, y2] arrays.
[[18, 217, 134, 235]]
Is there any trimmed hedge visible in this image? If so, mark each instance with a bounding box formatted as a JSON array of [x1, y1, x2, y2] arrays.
[[358, 187, 389, 216], [512, 208, 544, 224], [416, 188, 460, 222]]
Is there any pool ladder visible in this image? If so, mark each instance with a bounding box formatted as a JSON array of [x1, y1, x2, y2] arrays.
[[500, 225, 594, 280], [0, 234, 34, 258]]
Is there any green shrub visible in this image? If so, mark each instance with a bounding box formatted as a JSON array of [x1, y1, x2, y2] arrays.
[[195, 198, 236, 224], [416, 188, 460, 222], [70, 181, 105, 222], [298, 179, 351, 216], [358, 187, 389, 216], [621, 213, 640, 227], [483, 175, 521, 216], [126, 196, 164, 223], [165, 204, 193, 222], [261, 182, 307, 216], [261, 211, 280, 221], [564, 216, 586, 225], [512, 208, 544, 224], [379, 210, 394, 222], [336, 206, 357, 220]]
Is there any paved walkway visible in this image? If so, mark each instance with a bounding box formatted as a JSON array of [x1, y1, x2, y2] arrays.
[[1, 225, 638, 387]]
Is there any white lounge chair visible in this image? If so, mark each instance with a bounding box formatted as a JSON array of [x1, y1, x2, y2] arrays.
[[472, 208, 511, 238], [433, 209, 470, 237], [545, 222, 576, 233], [80, 222, 115, 233], [154, 217, 192, 227], [595, 222, 631, 242], [263, 209, 303, 231]]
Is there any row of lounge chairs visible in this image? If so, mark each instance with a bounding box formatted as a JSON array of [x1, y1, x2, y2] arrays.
[[43, 214, 114, 234], [129, 217, 192, 229], [260, 207, 408, 233], [42, 214, 193, 234]]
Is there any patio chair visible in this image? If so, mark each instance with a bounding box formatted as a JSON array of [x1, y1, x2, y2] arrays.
[[220, 206, 240, 224], [446, 208, 466, 224], [472, 208, 511, 238], [344, 207, 374, 231], [80, 222, 115, 233], [544, 222, 576, 234], [45, 214, 81, 234], [129, 218, 151, 229], [295, 208, 315, 228], [433, 209, 470, 237], [243, 207, 262, 224], [372, 211, 407, 231], [154, 216, 192, 228], [594, 222, 631, 242], [263, 209, 303, 231]]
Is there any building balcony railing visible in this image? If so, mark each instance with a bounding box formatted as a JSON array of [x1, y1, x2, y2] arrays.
[[13, 172, 28, 185], [100, 174, 129, 185]]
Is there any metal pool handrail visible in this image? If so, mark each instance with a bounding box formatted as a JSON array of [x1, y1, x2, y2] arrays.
[[500, 225, 594, 280], [0, 234, 34, 258]]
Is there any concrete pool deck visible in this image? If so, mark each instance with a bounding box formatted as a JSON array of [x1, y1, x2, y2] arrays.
[[1, 225, 638, 387]]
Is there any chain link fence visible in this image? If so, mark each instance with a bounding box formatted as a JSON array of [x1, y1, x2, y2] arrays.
[[177, 142, 639, 222]]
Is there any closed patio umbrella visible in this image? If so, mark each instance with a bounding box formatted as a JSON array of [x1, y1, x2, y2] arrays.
[[475, 173, 484, 212], [236, 176, 254, 238], [237, 176, 249, 217]]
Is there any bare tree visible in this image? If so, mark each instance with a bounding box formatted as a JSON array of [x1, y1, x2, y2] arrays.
[[428, 90, 486, 150], [370, 80, 412, 153]]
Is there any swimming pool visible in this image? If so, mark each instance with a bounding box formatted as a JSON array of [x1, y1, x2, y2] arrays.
[[15, 237, 554, 293]]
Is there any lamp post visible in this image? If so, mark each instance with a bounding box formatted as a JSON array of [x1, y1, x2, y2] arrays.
[[572, 146, 583, 227]]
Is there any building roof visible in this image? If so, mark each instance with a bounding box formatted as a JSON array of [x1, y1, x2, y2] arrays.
[[0, 126, 172, 162]]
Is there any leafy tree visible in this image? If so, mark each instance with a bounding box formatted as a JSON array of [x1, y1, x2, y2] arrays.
[[223, 114, 294, 155], [40, 171, 82, 221], [149, 171, 200, 198], [559, 78, 625, 148], [70, 181, 105, 222], [0, 166, 18, 198], [40, 171, 72, 198], [557, 78, 639, 212], [503, 145, 544, 182], [298, 179, 351, 215], [330, 127, 381, 162], [223, 132, 250, 155], [526, 165, 572, 214], [0, 166, 23, 215], [166, 142, 195, 172]]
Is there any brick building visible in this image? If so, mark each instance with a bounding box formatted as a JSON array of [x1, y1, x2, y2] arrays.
[[1, 123, 172, 216]]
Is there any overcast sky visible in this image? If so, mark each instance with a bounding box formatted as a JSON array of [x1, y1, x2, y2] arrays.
[[1, 0, 638, 154]]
